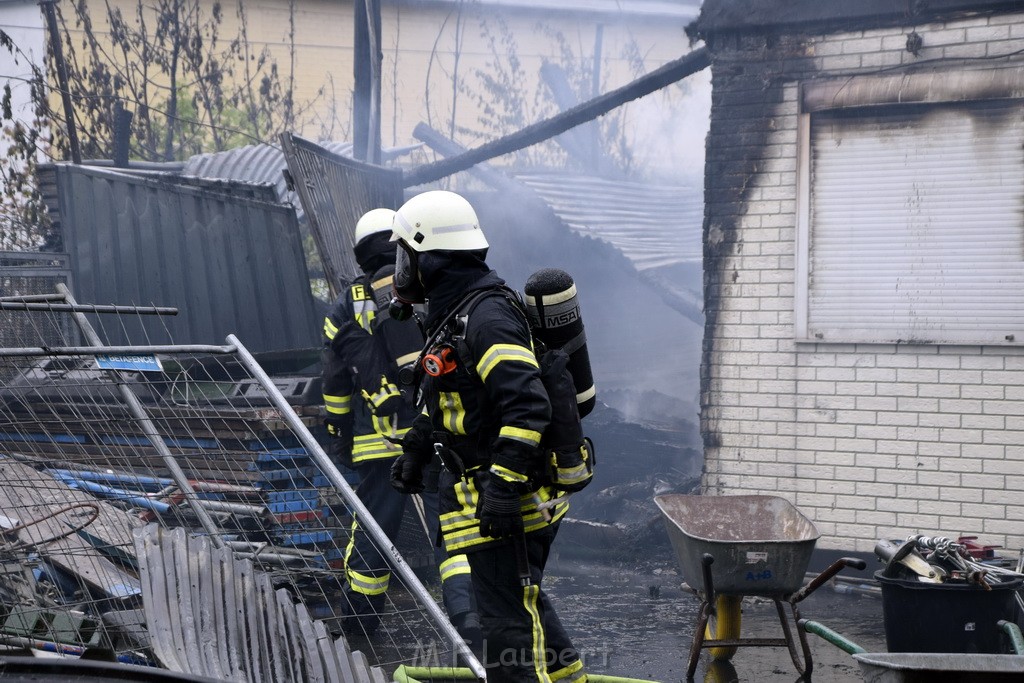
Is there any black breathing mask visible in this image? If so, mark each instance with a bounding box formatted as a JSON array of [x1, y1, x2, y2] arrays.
[[394, 241, 425, 304]]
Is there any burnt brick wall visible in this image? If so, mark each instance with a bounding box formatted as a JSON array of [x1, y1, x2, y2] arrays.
[[698, 12, 1024, 551]]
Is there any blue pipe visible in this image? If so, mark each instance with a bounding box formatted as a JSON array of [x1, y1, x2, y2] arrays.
[[47, 472, 172, 513], [46, 468, 172, 491]]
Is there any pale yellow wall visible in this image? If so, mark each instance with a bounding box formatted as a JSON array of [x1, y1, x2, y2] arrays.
[[68, 0, 701, 174]]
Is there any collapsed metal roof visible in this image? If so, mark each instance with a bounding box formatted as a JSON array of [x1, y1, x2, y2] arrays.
[[513, 172, 702, 271], [184, 141, 418, 225], [137, 525, 388, 683]]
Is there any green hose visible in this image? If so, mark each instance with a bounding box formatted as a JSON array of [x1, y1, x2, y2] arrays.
[[799, 619, 866, 655], [392, 666, 661, 683], [999, 620, 1024, 655]]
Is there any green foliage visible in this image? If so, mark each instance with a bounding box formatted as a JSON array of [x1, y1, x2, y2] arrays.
[[455, 15, 563, 169], [0, 31, 55, 250], [1, 0, 336, 251]]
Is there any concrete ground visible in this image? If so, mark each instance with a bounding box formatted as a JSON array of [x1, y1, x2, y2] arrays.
[[545, 558, 886, 683]]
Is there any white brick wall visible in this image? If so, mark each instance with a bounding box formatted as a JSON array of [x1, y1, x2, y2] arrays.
[[702, 12, 1024, 553]]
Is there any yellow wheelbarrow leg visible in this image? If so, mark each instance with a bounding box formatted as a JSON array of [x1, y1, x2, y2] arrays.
[[705, 595, 741, 661]]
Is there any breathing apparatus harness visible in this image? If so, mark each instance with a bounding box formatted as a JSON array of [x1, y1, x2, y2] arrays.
[[401, 285, 594, 494]]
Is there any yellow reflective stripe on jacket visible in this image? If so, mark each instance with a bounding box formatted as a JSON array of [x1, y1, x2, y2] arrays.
[[324, 316, 340, 341], [352, 284, 376, 332], [441, 485, 568, 553], [396, 350, 420, 366], [490, 464, 529, 484], [323, 393, 352, 415], [351, 426, 408, 462], [439, 554, 471, 582], [439, 392, 467, 435], [499, 425, 542, 447], [343, 517, 391, 595], [475, 343, 538, 382], [557, 463, 590, 485], [347, 567, 390, 596]]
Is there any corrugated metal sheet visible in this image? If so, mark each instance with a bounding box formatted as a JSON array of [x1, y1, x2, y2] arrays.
[[281, 134, 404, 294], [136, 525, 388, 683], [513, 172, 703, 270], [52, 164, 320, 351], [184, 141, 417, 226]]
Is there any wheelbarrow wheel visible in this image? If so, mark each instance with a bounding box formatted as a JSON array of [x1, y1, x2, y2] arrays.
[[705, 594, 741, 661]]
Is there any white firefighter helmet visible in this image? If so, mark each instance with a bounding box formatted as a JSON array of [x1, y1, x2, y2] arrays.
[[354, 208, 397, 247], [390, 190, 489, 253]]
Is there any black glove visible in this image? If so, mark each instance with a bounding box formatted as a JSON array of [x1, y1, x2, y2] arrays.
[[390, 422, 433, 494], [390, 453, 426, 494], [325, 421, 353, 469], [477, 474, 524, 539], [363, 375, 405, 417]]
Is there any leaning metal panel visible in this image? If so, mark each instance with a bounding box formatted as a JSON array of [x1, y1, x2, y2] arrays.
[[50, 163, 320, 351], [280, 134, 403, 297], [0, 252, 76, 364], [0, 295, 475, 679]]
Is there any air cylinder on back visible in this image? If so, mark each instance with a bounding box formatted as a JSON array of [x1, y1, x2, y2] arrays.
[[524, 268, 596, 418]]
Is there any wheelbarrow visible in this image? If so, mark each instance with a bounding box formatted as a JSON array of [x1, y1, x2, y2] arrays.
[[654, 494, 866, 679], [801, 617, 1024, 682]]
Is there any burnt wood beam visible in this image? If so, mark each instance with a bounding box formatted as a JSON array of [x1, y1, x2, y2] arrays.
[[402, 46, 710, 188]]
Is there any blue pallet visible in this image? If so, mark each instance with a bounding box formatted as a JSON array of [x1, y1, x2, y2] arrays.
[[97, 434, 220, 449], [267, 499, 320, 514], [253, 466, 318, 485], [274, 530, 335, 547], [265, 489, 320, 504], [247, 455, 313, 472], [246, 437, 302, 452], [253, 447, 310, 462], [0, 432, 87, 444], [312, 473, 361, 488], [274, 518, 330, 532], [320, 548, 345, 562]]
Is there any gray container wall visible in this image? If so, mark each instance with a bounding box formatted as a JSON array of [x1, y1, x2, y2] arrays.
[[53, 164, 320, 351]]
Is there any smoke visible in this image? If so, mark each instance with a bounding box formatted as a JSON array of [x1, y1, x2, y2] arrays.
[[625, 70, 712, 186]]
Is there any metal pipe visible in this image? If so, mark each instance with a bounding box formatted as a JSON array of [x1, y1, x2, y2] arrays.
[[402, 46, 709, 187], [57, 284, 226, 549], [45, 472, 172, 513], [227, 333, 486, 681], [0, 301, 178, 314], [187, 499, 267, 517], [0, 344, 233, 357], [0, 293, 68, 302]]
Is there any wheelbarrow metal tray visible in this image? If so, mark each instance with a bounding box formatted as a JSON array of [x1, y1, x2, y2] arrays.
[[853, 652, 1024, 683], [654, 494, 820, 596]]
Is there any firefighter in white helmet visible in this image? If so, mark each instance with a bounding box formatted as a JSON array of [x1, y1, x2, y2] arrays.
[[321, 207, 479, 646], [389, 191, 585, 683]]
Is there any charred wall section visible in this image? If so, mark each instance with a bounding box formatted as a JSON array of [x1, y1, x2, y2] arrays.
[[692, 3, 1024, 551], [696, 30, 813, 462]]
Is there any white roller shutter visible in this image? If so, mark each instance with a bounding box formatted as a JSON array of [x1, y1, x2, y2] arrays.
[[805, 100, 1024, 344]]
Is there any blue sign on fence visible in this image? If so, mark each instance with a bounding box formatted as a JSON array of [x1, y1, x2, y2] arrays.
[[95, 354, 164, 372]]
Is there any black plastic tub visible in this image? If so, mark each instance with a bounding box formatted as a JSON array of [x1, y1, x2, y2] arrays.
[[875, 570, 1023, 654]]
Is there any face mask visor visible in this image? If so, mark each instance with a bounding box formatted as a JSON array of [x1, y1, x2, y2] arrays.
[[393, 240, 426, 304]]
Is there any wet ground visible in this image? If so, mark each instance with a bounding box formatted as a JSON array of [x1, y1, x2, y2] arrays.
[[544, 558, 886, 683]]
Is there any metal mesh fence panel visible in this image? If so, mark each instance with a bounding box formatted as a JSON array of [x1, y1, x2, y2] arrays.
[[0, 292, 473, 680]]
